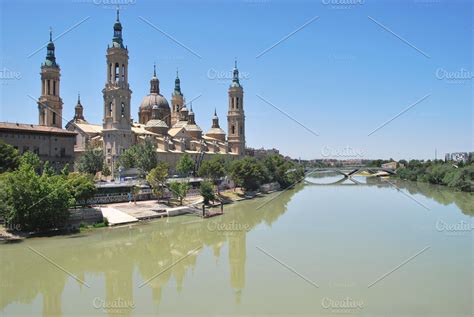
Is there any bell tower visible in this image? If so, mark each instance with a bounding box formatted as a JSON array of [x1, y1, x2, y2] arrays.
[[102, 8, 132, 169], [227, 60, 245, 155], [38, 29, 63, 128], [171, 69, 183, 126]]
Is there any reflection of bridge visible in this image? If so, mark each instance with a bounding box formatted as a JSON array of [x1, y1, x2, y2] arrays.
[[304, 166, 396, 186]]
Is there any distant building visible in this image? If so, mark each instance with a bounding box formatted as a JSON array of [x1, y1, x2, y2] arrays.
[[0, 122, 76, 172], [381, 161, 397, 169], [247, 147, 280, 159], [445, 152, 469, 163]]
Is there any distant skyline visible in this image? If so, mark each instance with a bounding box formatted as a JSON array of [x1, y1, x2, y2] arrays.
[[0, 0, 472, 160]]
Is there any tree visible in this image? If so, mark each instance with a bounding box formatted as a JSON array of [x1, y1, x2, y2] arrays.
[[102, 165, 111, 177], [0, 142, 20, 173], [176, 153, 195, 177], [119, 139, 157, 174], [198, 155, 226, 183], [61, 163, 70, 176], [66, 172, 96, 207], [131, 185, 140, 204], [42, 161, 55, 177], [118, 148, 135, 169], [146, 162, 169, 199], [228, 157, 266, 191], [78, 146, 104, 176], [261, 154, 305, 188], [200, 180, 215, 205], [1, 153, 73, 232], [169, 181, 189, 205], [20, 151, 41, 170]]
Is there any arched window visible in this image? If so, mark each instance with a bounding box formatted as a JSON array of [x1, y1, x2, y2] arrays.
[[109, 102, 113, 116], [122, 64, 125, 82], [115, 63, 119, 82], [121, 103, 125, 117], [47, 80, 51, 95], [231, 125, 235, 135], [52, 112, 57, 125], [236, 97, 239, 109], [231, 98, 234, 109], [53, 81, 56, 96], [109, 63, 112, 82]]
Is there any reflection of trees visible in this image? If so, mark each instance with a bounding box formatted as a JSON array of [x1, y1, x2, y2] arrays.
[[366, 177, 473, 216], [0, 184, 304, 316]]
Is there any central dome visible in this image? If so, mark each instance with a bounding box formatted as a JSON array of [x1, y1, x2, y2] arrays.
[[140, 93, 169, 111]]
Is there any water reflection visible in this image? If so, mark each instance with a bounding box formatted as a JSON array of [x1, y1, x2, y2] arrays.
[[1, 178, 471, 316], [307, 173, 472, 216], [365, 177, 473, 216], [0, 184, 304, 316]]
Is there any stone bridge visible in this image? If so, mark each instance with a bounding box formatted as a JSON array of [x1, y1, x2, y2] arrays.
[[304, 166, 396, 186]]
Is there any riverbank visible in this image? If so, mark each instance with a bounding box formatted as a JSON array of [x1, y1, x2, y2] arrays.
[[0, 186, 281, 241], [394, 163, 473, 192]]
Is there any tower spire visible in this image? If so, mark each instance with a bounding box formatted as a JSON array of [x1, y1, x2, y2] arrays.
[[231, 59, 240, 87], [74, 91, 84, 121], [112, 8, 124, 48], [212, 108, 220, 128], [150, 63, 159, 94], [174, 67, 182, 96], [45, 28, 57, 67]]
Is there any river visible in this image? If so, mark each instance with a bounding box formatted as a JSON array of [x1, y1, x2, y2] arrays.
[[0, 176, 472, 316]]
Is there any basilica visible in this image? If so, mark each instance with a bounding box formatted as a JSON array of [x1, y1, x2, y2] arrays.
[[37, 9, 245, 173]]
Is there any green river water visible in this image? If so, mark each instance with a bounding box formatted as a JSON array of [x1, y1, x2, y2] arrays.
[[0, 176, 472, 316]]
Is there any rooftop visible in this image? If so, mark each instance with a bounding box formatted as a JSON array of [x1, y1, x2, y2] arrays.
[[0, 122, 76, 136]]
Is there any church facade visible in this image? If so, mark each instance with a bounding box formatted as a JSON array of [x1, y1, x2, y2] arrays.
[[60, 9, 246, 173]]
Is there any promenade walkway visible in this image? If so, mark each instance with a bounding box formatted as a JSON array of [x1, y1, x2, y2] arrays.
[[101, 207, 138, 226]]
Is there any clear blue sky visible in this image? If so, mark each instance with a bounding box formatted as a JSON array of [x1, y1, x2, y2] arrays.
[[0, 0, 472, 160]]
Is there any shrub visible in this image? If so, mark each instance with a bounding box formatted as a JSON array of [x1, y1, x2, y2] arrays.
[[200, 180, 215, 205]]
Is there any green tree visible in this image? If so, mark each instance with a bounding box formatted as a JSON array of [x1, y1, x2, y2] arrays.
[[66, 172, 96, 207], [200, 180, 215, 205], [118, 148, 136, 169], [228, 157, 266, 191], [78, 146, 104, 176], [198, 155, 226, 183], [169, 181, 189, 205], [131, 185, 140, 204], [61, 163, 70, 176], [0, 142, 20, 173], [102, 165, 111, 177], [426, 164, 450, 184], [261, 154, 305, 188], [176, 153, 195, 177], [443, 167, 473, 192], [20, 151, 41, 170], [146, 162, 169, 199], [119, 139, 157, 174], [1, 153, 73, 232], [42, 161, 55, 176]]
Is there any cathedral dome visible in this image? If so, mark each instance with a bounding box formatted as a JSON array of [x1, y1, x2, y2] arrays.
[[140, 94, 170, 111]]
